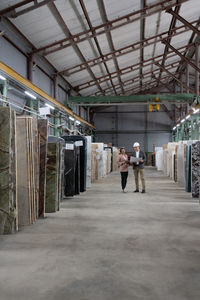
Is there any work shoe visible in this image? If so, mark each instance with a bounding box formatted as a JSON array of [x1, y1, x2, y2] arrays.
[[141, 190, 145, 193], [134, 189, 139, 193]]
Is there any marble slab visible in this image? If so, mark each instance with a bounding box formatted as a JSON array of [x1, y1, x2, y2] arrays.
[[163, 149, 168, 176], [0, 107, 17, 234], [177, 142, 186, 187], [38, 119, 48, 218], [45, 143, 59, 213], [156, 149, 163, 171], [168, 143, 177, 179], [191, 141, 200, 198], [16, 116, 39, 226], [86, 136, 91, 188]]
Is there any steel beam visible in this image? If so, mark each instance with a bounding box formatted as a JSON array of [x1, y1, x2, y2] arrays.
[[152, 74, 174, 93], [57, 19, 199, 76], [0, 0, 56, 18], [98, 0, 125, 94], [27, 54, 33, 82], [94, 64, 181, 96], [32, 0, 187, 55], [155, 62, 195, 93], [69, 94, 195, 105], [48, 2, 104, 95], [156, 3, 181, 86], [79, 0, 117, 95], [140, 0, 146, 91], [162, 40, 200, 73], [74, 54, 183, 91], [186, 62, 190, 97], [166, 8, 200, 35]]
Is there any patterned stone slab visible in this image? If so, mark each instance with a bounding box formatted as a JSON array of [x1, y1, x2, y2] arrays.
[[16, 116, 38, 226], [38, 119, 48, 218], [0, 107, 17, 234], [45, 142, 60, 213], [191, 141, 200, 198]]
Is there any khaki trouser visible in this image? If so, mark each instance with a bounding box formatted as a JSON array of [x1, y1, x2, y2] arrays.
[[134, 166, 145, 190]]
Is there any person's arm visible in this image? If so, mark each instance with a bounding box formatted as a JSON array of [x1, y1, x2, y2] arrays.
[[118, 155, 124, 167], [140, 151, 146, 163]]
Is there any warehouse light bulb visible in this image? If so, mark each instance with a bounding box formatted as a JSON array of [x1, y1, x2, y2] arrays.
[[177, 124, 180, 127], [69, 116, 75, 121], [186, 115, 190, 120], [173, 126, 176, 130], [181, 119, 185, 123], [45, 103, 54, 110], [76, 120, 81, 125], [0, 75, 6, 80], [25, 91, 37, 99]]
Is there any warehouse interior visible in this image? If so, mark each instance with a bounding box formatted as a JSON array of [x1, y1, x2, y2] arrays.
[[0, 0, 200, 299]]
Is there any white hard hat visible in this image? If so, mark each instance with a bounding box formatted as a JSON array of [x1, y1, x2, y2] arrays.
[[133, 142, 140, 147]]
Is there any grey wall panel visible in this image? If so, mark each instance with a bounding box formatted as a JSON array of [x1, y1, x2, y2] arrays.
[[148, 133, 171, 152], [33, 67, 53, 96], [58, 86, 66, 105], [0, 38, 27, 77], [95, 132, 171, 153], [94, 105, 172, 152]]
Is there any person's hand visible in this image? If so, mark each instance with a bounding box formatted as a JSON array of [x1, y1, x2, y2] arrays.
[[140, 160, 143, 163]]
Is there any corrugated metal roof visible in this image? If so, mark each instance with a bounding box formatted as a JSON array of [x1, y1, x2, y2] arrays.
[[0, 0, 199, 97]]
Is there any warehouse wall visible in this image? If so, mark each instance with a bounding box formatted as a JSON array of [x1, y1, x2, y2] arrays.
[[0, 19, 69, 107], [94, 105, 172, 152]]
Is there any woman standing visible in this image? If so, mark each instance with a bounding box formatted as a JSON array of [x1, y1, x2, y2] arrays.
[[118, 147, 129, 193]]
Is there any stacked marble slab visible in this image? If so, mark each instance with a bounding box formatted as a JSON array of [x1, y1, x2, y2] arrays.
[[112, 147, 119, 171], [16, 116, 39, 226], [162, 149, 169, 176], [167, 143, 177, 180], [45, 141, 63, 213], [38, 119, 48, 218], [102, 150, 108, 178], [0, 107, 18, 234], [91, 143, 98, 182], [191, 141, 200, 198], [155, 147, 163, 171], [86, 136, 91, 188], [106, 148, 112, 174], [177, 142, 186, 187]]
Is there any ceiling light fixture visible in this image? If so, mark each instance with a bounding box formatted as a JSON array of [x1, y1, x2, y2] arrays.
[[69, 116, 75, 121], [25, 91, 37, 99], [45, 103, 54, 110], [0, 75, 6, 80]]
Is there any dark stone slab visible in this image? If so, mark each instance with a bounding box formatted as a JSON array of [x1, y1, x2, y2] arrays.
[[191, 141, 200, 198], [45, 143, 59, 213], [38, 119, 48, 218]]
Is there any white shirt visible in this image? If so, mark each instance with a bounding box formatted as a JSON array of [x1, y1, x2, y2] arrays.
[[136, 150, 139, 165]]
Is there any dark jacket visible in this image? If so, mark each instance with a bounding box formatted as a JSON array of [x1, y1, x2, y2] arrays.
[[132, 150, 146, 169]]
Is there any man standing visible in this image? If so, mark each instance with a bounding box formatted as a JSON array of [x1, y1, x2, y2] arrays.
[[132, 142, 146, 193]]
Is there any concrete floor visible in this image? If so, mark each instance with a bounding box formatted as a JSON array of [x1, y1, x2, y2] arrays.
[[0, 167, 200, 300]]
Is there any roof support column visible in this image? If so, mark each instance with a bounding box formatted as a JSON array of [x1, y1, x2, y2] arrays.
[[186, 63, 189, 93], [195, 43, 199, 97], [53, 73, 58, 100], [28, 53, 33, 82]]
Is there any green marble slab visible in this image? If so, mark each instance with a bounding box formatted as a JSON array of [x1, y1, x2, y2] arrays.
[[0, 107, 17, 234]]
